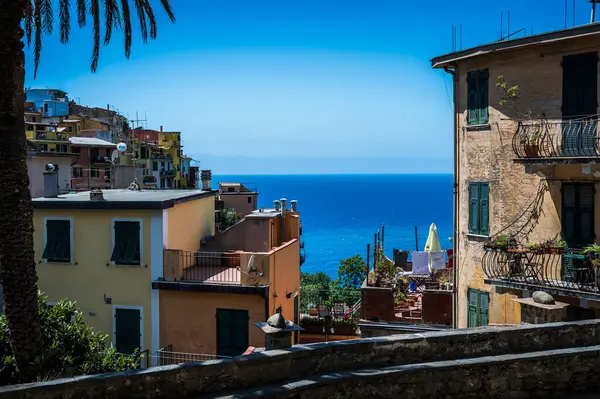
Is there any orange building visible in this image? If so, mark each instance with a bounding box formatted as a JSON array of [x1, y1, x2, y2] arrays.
[[154, 199, 302, 359]]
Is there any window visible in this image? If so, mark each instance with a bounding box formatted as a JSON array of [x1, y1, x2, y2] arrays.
[[32, 116, 37, 122], [68, 126, 73, 132], [467, 69, 489, 125], [56, 144, 68, 153], [247, 196, 252, 203], [44, 103, 48, 113], [105, 168, 111, 180], [468, 182, 489, 236], [216, 309, 249, 357], [111, 220, 141, 265], [72, 146, 80, 154], [228, 187, 235, 193], [562, 183, 594, 248], [90, 148, 100, 160], [73, 168, 83, 178], [90, 168, 100, 178], [43, 219, 71, 263], [152, 162, 158, 172], [27, 124, 34, 131], [39, 144, 48, 152], [467, 288, 489, 327]]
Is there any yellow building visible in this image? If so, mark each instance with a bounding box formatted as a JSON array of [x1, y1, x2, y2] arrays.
[[33, 189, 216, 360], [25, 121, 72, 153], [158, 131, 182, 187]]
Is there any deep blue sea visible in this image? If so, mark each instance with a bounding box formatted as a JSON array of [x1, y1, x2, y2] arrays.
[[213, 174, 453, 278]]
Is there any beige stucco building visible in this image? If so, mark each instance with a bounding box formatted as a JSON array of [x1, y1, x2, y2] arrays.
[[432, 23, 600, 328]]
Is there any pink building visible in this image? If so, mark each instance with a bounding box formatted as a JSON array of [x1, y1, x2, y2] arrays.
[[70, 137, 116, 191]]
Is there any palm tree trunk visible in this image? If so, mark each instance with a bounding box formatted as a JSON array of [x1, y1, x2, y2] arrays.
[[0, 0, 42, 382]]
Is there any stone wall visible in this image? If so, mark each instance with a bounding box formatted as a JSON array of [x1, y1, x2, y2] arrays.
[[3, 320, 600, 398], [360, 286, 395, 321], [421, 290, 452, 326]]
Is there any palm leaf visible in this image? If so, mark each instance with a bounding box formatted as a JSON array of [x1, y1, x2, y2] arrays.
[[33, 0, 43, 78], [103, 0, 122, 46], [77, 0, 86, 27], [24, 0, 34, 46], [90, 0, 100, 72], [160, 0, 175, 23], [59, 0, 70, 44], [141, 1, 157, 39], [133, 0, 149, 43], [121, 0, 132, 58], [41, 0, 53, 34]]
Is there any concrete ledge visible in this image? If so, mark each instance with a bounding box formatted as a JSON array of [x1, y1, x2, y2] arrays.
[[2, 320, 600, 398]]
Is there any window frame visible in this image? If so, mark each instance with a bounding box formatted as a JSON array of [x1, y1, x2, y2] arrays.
[[90, 168, 100, 178], [110, 218, 143, 266], [468, 182, 490, 236], [42, 216, 74, 265], [73, 167, 83, 178], [466, 69, 490, 126]]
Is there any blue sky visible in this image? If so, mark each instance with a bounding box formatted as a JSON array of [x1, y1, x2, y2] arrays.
[[25, 0, 597, 174]]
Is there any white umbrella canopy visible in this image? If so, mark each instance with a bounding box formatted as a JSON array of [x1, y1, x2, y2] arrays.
[[424, 223, 442, 252]]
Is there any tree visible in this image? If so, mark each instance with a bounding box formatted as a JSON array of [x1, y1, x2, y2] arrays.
[[300, 271, 333, 290], [0, 0, 174, 381], [337, 255, 367, 289], [0, 293, 140, 385]]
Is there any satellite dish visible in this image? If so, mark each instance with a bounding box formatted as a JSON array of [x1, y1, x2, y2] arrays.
[[117, 142, 127, 152], [111, 150, 119, 164]]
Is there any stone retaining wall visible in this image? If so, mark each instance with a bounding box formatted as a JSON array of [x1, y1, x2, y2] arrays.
[[2, 320, 600, 398]]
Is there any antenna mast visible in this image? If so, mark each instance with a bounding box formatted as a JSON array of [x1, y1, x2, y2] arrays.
[[592, 0, 599, 23]]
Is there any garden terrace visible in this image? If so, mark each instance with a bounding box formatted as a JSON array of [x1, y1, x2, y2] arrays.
[[299, 288, 361, 336], [482, 248, 600, 300]]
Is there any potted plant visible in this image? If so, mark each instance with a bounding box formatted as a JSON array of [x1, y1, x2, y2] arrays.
[[525, 242, 543, 253], [521, 124, 543, 158], [583, 244, 600, 287], [483, 234, 515, 251], [331, 317, 358, 336], [300, 316, 325, 334], [541, 236, 568, 254]]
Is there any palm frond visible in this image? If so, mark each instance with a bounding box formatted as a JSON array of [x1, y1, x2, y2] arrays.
[[160, 0, 175, 23], [33, 0, 43, 78], [77, 0, 86, 27], [90, 0, 100, 72], [59, 0, 70, 44], [133, 0, 148, 43], [141, 1, 157, 39], [41, 0, 53, 34], [103, 0, 122, 46], [121, 0, 132, 58], [24, 0, 34, 46]]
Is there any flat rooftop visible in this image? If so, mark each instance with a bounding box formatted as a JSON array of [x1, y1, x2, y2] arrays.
[[33, 189, 217, 210], [246, 208, 281, 219]]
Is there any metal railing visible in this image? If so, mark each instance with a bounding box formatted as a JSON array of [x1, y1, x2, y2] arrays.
[[300, 288, 361, 319], [151, 345, 231, 366], [164, 250, 241, 283], [482, 248, 600, 295], [512, 116, 600, 160]]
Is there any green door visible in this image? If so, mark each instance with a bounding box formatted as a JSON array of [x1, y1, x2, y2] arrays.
[[467, 288, 489, 327], [562, 183, 595, 282], [216, 309, 249, 357], [114, 308, 141, 354]]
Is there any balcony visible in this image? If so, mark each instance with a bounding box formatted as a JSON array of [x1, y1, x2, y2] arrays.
[[160, 170, 176, 177], [512, 117, 600, 164], [35, 131, 69, 141], [482, 248, 600, 299], [162, 250, 241, 284]]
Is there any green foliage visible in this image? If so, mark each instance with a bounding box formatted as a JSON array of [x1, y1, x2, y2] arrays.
[[337, 255, 367, 289], [541, 236, 568, 249], [484, 234, 516, 250], [219, 208, 242, 230], [300, 316, 325, 326], [300, 271, 333, 289], [583, 244, 600, 255], [496, 75, 521, 107], [0, 293, 140, 385]]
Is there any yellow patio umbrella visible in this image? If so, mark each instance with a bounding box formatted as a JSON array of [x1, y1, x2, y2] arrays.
[[424, 223, 442, 252]]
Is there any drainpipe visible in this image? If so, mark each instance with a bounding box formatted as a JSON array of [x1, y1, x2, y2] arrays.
[[280, 198, 287, 244], [444, 65, 459, 329]]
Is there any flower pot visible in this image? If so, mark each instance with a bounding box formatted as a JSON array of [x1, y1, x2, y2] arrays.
[[545, 246, 564, 255], [524, 144, 540, 158]]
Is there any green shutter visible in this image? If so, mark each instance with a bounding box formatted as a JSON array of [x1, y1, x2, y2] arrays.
[[467, 72, 478, 125], [43, 220, 71, 262], [111, 222, 141, 265], [478, 70, 489, 124], [114, 308, 141, 354], [479, 183, 490, 236], [478, 291, 489, 326], [469, 183, 480, 234], [467, 288, 478, 327], [217, 309, 249, 357]]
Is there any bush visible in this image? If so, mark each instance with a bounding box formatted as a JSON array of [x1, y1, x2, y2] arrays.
[[0, 292, 141, 385]]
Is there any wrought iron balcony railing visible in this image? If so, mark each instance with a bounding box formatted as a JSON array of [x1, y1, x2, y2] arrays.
[[162, 249, 241, 284], [512, 117, 600, 161], [482, 248, 600, 296]]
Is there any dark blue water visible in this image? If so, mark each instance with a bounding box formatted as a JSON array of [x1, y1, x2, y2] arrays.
[[213, 174, 453, 278]]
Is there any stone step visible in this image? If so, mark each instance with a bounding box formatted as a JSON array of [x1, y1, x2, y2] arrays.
[[203, 345, 600, 398]]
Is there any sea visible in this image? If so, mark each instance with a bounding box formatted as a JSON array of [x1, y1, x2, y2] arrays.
[[213, 174, 453, 278]]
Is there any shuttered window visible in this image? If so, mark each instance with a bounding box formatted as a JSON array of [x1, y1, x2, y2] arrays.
[[111, 221, 141, 265], [467, 288, 489, 327], [469, 182, 490, 236], [43, 220, 71, 263], [562, 183, 594, 249], [467, 69, 489, 125]]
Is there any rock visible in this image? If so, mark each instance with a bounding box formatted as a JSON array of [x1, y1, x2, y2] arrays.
[[532, 291, 555, 305]]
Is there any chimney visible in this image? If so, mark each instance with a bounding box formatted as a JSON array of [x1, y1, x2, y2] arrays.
[[160, 125, 163, 132], [274, 200, 281, 211], [43, 164, 59, 198], [280, 198, 287, 243], [107, 104, 110, 110], [290, 200, 297, 212], [90, 188, 105, 201], [200, 170, 212, 191]]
